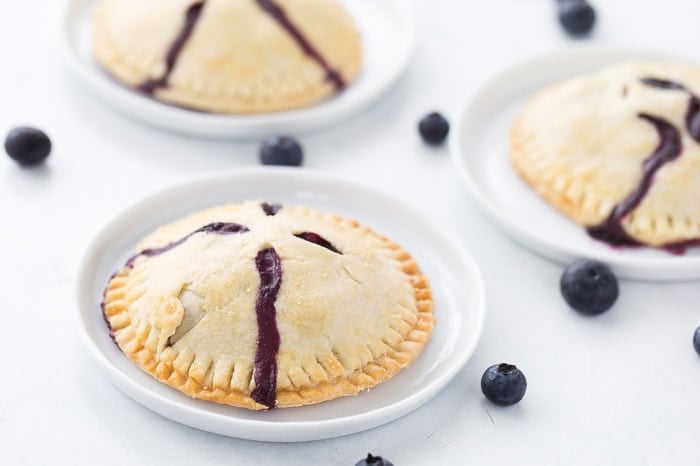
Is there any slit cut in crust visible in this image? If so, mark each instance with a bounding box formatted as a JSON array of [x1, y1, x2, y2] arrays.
[[91, 0, 363, 114], [102, 201, 434, 410], [510, 60, 700, 250]]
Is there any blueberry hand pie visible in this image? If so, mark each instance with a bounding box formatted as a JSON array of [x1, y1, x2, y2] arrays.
[[102, 202, 434, 410], [511, 61, 700, 253], [91, 0, 363, 113]]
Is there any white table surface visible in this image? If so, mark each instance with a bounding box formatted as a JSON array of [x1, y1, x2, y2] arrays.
[[2, 0, 700, 464]]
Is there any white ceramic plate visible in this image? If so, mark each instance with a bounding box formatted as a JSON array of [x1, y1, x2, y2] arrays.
[[451, 47, 700, 282], [61, 0, 414, 139], [75, 168, 485, 442]]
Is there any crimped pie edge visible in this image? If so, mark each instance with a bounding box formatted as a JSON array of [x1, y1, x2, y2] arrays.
[[90, 0, 363, 114], [102, 206, 434, 410]]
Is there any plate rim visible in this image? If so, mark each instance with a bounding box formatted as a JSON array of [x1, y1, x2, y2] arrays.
[[74, 167, 486, 441], [450, 45, 700, 282], [60, 0, 416, 140]]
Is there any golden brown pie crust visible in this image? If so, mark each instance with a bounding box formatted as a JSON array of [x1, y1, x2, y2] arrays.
[[91, 0, 363, 114], [102, 203, 434, 410], [511, 61, 700, 246]]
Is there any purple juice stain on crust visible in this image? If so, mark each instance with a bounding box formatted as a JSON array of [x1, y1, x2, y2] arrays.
[[661, 238, 700, 255], [107, 222, 249, 341], [136, 1, 206, 94], [251, 248, 282, 409], [587, 114, 682, 247], [294, 232, 342, 254], [640, 77, 700, 143], [125, 222, 249, 268], [255, 0, 345, 92], [261, 202, 283, 216], [101, 272, 119, 344], [640, 77, 686, 91], [687, 97, 700, 142]]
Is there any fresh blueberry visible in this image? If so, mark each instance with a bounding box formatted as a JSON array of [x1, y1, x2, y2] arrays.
[[556, 0, 596, 36], [481, 363, 527, 407], [560, 260, 618, 315], [259, 136, 303, 166], [418, 112, 450, 145], [694, 327, 700, 356], [355, 453, 394, 466], [5, 126, 51, 166]]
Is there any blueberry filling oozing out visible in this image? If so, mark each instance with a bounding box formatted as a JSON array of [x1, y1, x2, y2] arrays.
[[586, 113, 682, 248], [687, 97, 700, 142], [251, 247, 283, 409], [261, 202, 283, 216], [586, 78, 700, 252], [294, 232, 342, 254], [136, 1, 206, 94], [137, 0, 346, 97], [255, 0, 345, 91], [125, 222, 249, 268], [640, 77, 700, 143], [639, 77, 686, 91], [106, 215, 348, 408], [105, 220, 291, 409]]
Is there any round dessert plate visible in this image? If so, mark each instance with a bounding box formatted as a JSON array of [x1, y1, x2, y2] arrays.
[[75, 168, 485, 442], [61, 0, 413, 140], [451, 47, 700, 281]]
